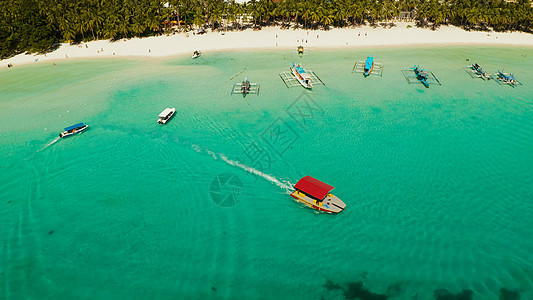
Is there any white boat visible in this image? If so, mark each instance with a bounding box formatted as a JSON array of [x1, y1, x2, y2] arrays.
[[192, 50, 201, 59], [157, 108, 176, 124], [59, 123, 89, 138], [290, 63, 312, 89]]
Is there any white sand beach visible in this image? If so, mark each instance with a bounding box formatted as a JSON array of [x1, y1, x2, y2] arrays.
[[3, 22, 533, 67]]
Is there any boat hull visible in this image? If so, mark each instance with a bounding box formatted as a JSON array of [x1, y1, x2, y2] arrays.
[[290, 67, 312, 89], [59, 125, 89, 138], [364, 57, 374, 76], [290, 190, 346, 213]]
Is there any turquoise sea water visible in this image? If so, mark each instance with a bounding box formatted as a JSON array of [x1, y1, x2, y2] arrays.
[[0, 46, 532, 299]]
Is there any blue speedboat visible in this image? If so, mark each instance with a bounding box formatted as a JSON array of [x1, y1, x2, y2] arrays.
[[364, 56, 374, 76], [59, 123, 88, 138], [413, 65, 430, 88]]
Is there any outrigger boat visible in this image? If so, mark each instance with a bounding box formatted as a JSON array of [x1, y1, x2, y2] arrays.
[[59, 123, 88, 138], [157, 108, 176, 124], [413, 65, 430, 88], [364, 56, 374, 76], [470, 63, 490, 80], [297, 45, 304, 56], [231, 78, 260, 95], [402, 65, 441, 87], [352, 57, 383, 77], [241, 78, 251, 95], [290, 63, 312, 89], [192, 50, 201, 59], [291, 176, 346, 214], [494, 71, 522, 87]]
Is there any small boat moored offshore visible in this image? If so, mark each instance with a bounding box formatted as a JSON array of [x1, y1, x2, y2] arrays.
[[352, 56, 383, 77], [298, 45, 304, 56], [157, 108, 176, 124], [291, 176, 346, 213], [231, 78, 260, 95], [413, 65, 430, 88], [364, 56, 374, 76], [241, 78, 251, 94], [290, 63, 312, 89], [192, 50, 201, 59], [59, 123, 88, 138], [493, 70, 522, 87], [464, 63, 491, 80], [472, 63, 490, 80], [402, 65, 441, 88]]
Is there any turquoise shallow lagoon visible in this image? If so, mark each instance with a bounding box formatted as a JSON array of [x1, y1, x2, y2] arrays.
[[0, 46, 532, 299]]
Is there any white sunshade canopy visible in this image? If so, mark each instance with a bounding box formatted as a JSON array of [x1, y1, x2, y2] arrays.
[[159, 108, 175, 117]]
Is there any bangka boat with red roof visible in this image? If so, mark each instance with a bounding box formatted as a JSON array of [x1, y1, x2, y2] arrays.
[[291, 176, 346, 213]]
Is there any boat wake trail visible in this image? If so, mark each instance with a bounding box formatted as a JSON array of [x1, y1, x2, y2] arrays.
[[38, 137, 60, 152], [218, 154, 294, 193], [190, 143, 294, 193]]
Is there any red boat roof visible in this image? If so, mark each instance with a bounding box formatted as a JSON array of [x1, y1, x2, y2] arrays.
[[294, 176, 334, 200]]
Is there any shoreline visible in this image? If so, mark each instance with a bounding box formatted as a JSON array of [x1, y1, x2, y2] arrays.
[[2, 23, 533, 68]]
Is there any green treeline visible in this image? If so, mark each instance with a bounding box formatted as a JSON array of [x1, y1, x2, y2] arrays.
[[1, 0, 532, 59]]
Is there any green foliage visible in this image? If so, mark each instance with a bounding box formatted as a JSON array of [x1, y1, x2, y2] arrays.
[[1, 0, 531, 59], [1, 0, 60, 58]]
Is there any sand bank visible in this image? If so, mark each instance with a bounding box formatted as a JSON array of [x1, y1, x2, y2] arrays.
[[3, 22, 532, 67]]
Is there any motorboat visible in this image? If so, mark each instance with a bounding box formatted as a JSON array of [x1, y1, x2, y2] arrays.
[[59, 123, 88, 138], [290, 176, 346, 213], [157, 108, 176, 124], [192, 50, 201, 59]]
